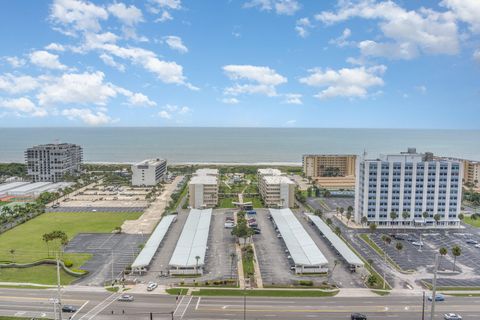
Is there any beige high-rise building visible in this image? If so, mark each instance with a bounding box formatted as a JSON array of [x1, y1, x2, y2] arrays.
[[302, 154, 356, 179], [257, 169, 295, 208], [463, 160, 480, 188], [188, 169, 219, 209]]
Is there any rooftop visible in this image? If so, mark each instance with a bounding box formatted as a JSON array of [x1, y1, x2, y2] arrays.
[[134, 158, 166, 167], [257, 168, 282, 176], [262, 175, 294, 185], [270, 208, 328, 267], [169, 209, 212, 268], [190, 175, 218, 185], [194, 168, 219, 176]]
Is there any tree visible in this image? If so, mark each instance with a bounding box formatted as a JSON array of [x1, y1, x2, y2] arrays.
[[334, 226, 341, 236], [339, 207, 345, 217], [395, 242, 403, 252], [361, 216, 368, 226], [422, 211, 429, 221], [380, 235, 391, 290], [9, 249, 15, 263], [433, 214, 441, 226], [451, 245, 462, 272], [402, 211, 410, 224], [367, 274, 378, 287], [439, 247, 447, 270], [324, 190, 331, 198], [390, 211, 398, 226], [326, 218, 332, 226], [458, 213, 465, 221], [314, 209, 322, 217], [346, 212, 352, 225], [369, 223, 377, 232]]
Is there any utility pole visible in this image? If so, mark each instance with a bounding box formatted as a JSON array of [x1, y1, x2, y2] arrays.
[[111, 249, 114, 285], [430, 253, 439, 320], [243, 277, 247, 320], [421, 291, 425, 320], [56, 253, 63, 320]]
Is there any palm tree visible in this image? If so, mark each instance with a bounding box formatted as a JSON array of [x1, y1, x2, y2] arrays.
[[433, 214, 441, 226], [422, 211, 429, 224], [326, 218, 332, 226], [361, 216, 368, 226], [439, 247, 447, 270], [402, 211, 410, 226], [451, 245, 461, 272], [339, 207, 345, 217], [369, 223, 377, 232], [390, 211, 398, 227], [395, 242, 403, 252], [346, 212, 352, 225], [229, 252, 237, 280], [334, 226, 341, 236], [195, 255, 201, 274]]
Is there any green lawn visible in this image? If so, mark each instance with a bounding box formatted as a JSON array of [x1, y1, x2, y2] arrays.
[[218, 197, 238, 208], [464, 216, 480, 227], [192, 289, 338, 297], [0, 265, 77, 285], [0, 211, 142, 284], [243, 197, 263, 208], [166, 288, 188, 295]]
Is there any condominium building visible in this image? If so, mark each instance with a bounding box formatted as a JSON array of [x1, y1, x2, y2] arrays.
[[258, 169, 295, 208], [131, 159, 167, 186], [189, 169, 219, 208], [462, 160, 480, 188], [25, 143, 83, 182], [302, 154, 356, 179], [355, 148, 463, 228]]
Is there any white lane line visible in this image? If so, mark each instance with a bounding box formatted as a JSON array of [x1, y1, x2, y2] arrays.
[[195, 297, 201, 310], [173, 295, 186, 315], [180, 296, 193, 319], [86, 294, 118, 320], [71, 300, 89, 319]]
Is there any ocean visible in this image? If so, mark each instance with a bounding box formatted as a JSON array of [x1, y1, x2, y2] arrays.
[[1, 127, 479, 164]]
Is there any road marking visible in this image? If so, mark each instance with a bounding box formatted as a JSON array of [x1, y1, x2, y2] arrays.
[[180, 295, 193, 319], [71, 300, 89, 319], [195, 297, 201, 310], [77, 293, 117, 320]]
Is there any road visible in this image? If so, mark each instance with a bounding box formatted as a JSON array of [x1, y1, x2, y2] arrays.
[[0, 288, 480, 319]]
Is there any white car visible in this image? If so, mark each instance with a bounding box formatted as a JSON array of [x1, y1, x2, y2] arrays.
[[412, 241, 424, 246], [147, 282, 158, 291], [475, 243, 480, 248], [444, 313, 462, 320]]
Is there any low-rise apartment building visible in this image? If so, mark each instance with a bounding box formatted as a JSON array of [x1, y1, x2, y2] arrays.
[[188, 168, 219, 208], [131, 159, 167, 186], [258, 169, 295, 208]]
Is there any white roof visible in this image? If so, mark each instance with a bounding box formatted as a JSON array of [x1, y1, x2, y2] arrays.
[[189, 175, 217, 185], [263, 176, 294, 185], [131, 215, 176, 270], [270, 208, 328, 266], [306, 214, 364, 267], [195, 168, 219, 176], [0, 182, 30, 193], [134, 158, 166, 167], [169, 209, 212, 268], [7, 182, 52, 194], [257, 168, 282, 176]]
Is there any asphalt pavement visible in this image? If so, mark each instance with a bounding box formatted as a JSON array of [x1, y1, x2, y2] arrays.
[[1, 288, 480, 320]]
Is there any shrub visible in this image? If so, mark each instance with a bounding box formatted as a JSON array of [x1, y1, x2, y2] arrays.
[[298, 280, 313, 286], [63, 260, 73, 268]]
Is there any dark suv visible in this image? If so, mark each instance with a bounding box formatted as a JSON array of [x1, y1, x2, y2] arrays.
[[351, 313, 367, 320]]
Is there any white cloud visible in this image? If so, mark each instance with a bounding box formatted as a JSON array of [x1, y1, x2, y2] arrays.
[[108, 2, 143, 26], [474, 49, 480, 62], [50, 0, 109, 33], [164, 36, 188, 54], [441, 0, 480, 33], [223, 65, 287, 97], [285, 119, 296, 125], [155, 11, 173, 22], [221, 97, 240, 104], [152, 0, 181, 10], [244, 0, 300, 15], [29, 50, 68, 70], [158, 110, 171, 119], [330, 28, 352, 47], [299, 65, 386, 99], [295, 17, 312, 38], [126, 93, 156, 107], [45, 43, 66, 52], [415, 85, 427, 94], [99, 53, 125, 71], [0, 74, 39, 94], [282, 93, 302, 104], [3, 56, 26, 68], [62, 108, 113, 125], [0, 97, 47, 117], [316, 0, 460, 60]]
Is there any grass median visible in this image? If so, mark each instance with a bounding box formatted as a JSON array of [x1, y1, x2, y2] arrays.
[[0, 211, 142, 285], [191, 289, 338, 297]]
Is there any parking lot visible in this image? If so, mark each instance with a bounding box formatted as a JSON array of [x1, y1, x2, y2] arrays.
[[307, 196, 354, 213], [64, 233, 145, 286], [47, 206, 145, 213]]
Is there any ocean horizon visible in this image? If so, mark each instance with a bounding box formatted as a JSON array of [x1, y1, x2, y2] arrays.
[[1, 127, 479, 164]]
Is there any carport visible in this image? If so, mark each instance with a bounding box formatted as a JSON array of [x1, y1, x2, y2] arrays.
[[270, 208, 328, 274], [306, 213, 364, 271], [131, 214, 177, 274], [169, 209, 212, 275]]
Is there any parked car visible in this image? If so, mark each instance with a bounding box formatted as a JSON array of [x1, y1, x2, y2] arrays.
[[118, 294, 134, 302], [474, 243, 480, 248], [224, 222, 235, 229], [52, 204, 59, 209], [466, 239, 478, 245], [252, 228, 261, 234], [351, 313, 367, 320], [412, 241, 424, 247], [61, 305, 77, 313], [147, 282, 158, 291], [428, 293, 445, 302], [444, 313, 462, 320]]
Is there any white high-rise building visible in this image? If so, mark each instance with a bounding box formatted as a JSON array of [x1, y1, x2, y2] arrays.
[[131, 159, 167, 186], [25, 143, 83, 182], [355, 148, 463, 228]]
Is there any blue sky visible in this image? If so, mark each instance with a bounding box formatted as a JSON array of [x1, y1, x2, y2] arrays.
[[0, 0, 479, 128]]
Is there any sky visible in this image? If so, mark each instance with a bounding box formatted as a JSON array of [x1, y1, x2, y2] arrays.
[[0, 0, 479, 129]]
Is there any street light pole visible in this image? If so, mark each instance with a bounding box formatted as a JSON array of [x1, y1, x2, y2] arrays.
[[243, 278, 246, 320], [56, 253, 63, 320], [430, 253, 439, 320], [421, 291, 425, 320]]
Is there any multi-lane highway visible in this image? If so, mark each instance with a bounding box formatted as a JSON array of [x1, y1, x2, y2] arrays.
[[0, 288, 479, 319]]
